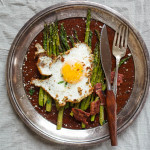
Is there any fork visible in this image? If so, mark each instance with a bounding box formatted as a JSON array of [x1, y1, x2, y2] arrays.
[[112, 24, 128, 98]]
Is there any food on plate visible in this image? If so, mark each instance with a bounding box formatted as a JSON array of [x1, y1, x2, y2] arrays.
[[22, 9, 135, 130], [31, 43, 94, 106], [72, 108, 90, 125]]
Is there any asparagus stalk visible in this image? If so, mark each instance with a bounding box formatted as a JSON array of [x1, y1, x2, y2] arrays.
[[83, 43, 99, 111], [81, 122, 86, 128], [56, 23, 71, 129], [46, 25, 50, 56], [49, 24, 53, 56], [81, 98, 89, 128], [80, 10, 92, 128], [80, 98, 87, 110], [91, 66, 102, 121], [70, 102, 74, 107], [43, 24, 47, 50], [56, 23, 65, 130], [43, 25, 50, 107], [55, 21, 61, 55], [74, 30, 80, 43], [64, 102, 70, 109], [81, 42, 99, 126], [83, 95, 92, 111], [88, 31, 93, 48], [45, 24, 53, 112], [99, 105, 104, 125], [46, 97, 52, 112], [80, 9, 92, 111], [69, 35, 75, 47], [95, 31, 105, 124], [57, 106, 64, 130], [85, 9, 91, 44], [81, 97, 91, 127], [60, 24, 70, 51], [43, 92, 48, 106], [60, 35, 70, 50], [98, 63, 106, 124], [98, 77, 105, 124], [90, 30, 103, 122], [50, 22, 65, 129], [119, 55, 131, 68], [95, 30, 100, 42], [60, 24, 70, 50], [61, 23, 67, 39], [55, 101, 60, 111], [52, 23, 57, 56], [39, 87, 44, 107], [70, 28, 88, 124], [90, 30, 106, 123], [38, 24, 48, 107]]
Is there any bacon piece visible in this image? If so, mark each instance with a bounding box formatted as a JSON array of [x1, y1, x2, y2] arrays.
[[94, 83, 106, 105], [72, 108, 90, 125], [90, 99, 100, 115], [90, 83, 106, 115], [94, 83, 102, 93], [111, 71, 124, 86], [60, 56, 65, 62]]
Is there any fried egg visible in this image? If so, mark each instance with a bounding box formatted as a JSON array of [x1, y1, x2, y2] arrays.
[[31, 43, 93, 106]]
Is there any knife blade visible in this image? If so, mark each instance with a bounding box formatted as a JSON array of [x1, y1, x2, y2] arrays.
[[100, 24, 117, 146]]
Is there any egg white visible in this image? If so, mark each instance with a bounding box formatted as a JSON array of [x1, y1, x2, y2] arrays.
[[31, 43, 93, 106]]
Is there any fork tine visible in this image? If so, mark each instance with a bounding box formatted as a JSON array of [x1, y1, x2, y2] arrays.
[[113, 27, 118, 47], [124, 26, 128, 49], [117, 25, 123, 47], [121, 26, 125, 48]]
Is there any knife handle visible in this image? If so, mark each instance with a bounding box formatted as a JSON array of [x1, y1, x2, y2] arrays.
[[106, 90, 117, 146]]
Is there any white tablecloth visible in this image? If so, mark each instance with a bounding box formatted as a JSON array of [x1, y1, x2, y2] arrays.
[[0, 0, 150, 149]]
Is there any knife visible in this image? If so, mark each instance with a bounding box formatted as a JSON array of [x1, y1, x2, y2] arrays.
[[100, 24, 117, 146]]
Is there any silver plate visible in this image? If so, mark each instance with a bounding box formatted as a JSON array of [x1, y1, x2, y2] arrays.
[[6, 1, 150, 146]]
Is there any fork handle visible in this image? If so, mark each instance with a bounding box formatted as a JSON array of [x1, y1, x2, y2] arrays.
[[113, 57, 120, 98]]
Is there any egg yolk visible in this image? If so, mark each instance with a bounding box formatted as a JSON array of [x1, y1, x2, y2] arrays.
[[61, 62, 84, 84]]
